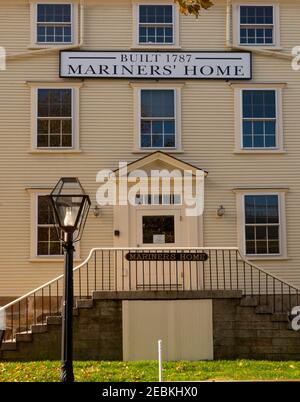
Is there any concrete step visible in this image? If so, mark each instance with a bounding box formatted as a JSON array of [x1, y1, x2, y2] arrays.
[[76, 299, 93, 309], [271, 313, 288, 322], [31, 324, 48, 334], [46, 315, 62, 325], [15, 332, 32, 343], [240, 296, 258, 307], [255, 305, 274, 314], [1, 341, 17, 351]]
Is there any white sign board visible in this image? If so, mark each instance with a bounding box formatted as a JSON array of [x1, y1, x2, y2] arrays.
[[60, 51, 252, 80], [153, 234, 166, 244]]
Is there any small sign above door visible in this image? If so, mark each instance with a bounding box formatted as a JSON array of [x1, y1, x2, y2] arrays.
[[125, 252, 209, 262], [60, 51, 252, 80]]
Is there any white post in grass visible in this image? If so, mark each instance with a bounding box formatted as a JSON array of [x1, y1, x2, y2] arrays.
[[158, 339, 163, 382]]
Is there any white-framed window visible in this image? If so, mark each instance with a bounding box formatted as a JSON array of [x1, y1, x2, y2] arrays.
[[232, 4, 280, 48], [140, 89, 176, 148], [131, 83, 183, 152], [29, 82, 81, 152], [37, 88, 73, 148], [235, 189, 287, 259], [28, 189, 80, 260], [132, 1, 179, 48], [138, 4, 174, 44], [242, 89, 277, 149], [232, 84, 285, 153], [30, 2, 78, 47]]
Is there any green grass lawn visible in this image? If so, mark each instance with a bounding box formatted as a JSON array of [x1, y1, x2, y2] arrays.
[[0, 360, 300, 382]]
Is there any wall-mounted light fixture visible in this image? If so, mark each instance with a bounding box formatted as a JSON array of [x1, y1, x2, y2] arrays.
[[217, 205, 225, 217], [93, 205, 101, 217]]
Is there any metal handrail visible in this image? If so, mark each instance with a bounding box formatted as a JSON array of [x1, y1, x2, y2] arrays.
[[0, 246, 239, 312], [0, 246, 299, 343]]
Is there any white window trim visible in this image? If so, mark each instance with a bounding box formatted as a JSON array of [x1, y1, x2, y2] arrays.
[[28, 189, 80, 261], [232, 3, 281, 49], [29, 1, 79, 49], [130, 82, 183, 153], [235, 188, 287, 260], [28, 82, 82, 152], [232, 83, 285, 153], [132, 0, 180, 49]]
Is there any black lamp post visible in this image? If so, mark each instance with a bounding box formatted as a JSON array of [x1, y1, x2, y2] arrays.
[[49, 177, 91, 383]]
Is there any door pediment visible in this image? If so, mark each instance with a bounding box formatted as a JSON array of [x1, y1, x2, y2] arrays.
[[114, 151, 208, 177]]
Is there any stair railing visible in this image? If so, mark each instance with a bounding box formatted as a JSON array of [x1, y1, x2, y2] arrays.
[[0, 247, 299, 344]]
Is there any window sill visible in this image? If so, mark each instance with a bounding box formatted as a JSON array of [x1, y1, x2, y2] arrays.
[[132, 149, 184, 154], [234, 150, 286, 154], [29, 258, 82, 263], [28, 44, 76, 50], [130, 45, 182, 51], [243, 256, 289, 261], [29, 149, 82, 154], [236, 44, 283, 51]]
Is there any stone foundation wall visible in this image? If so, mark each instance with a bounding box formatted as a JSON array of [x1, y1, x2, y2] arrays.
[[213, 298, 300, 360]]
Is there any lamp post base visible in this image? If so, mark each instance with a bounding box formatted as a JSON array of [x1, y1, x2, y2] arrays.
[[60, 361, 74, 383]]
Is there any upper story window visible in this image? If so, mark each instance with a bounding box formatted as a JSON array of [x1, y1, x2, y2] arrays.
[[233, 4, 280, 48], [37, 88, 73, 148], [133, 2, 179, 48], [36, 4, 72, 44], [244, 194, 280, 255], [29, 82, 81, 152], [138, 5, 174, 44], [242, 89, 276, 149], [232, 83, 284, 153], [140, 89, 175, 148]]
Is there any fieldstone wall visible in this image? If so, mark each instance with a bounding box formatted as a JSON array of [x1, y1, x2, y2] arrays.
[[1, 291, 300, 361], [213, 298, 300, 360], [0, 299, 122, 361]]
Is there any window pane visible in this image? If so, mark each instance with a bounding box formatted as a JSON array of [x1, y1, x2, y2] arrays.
[[38, 227, 49, 242], [245, 226, 255, 240], [38, 242, 49, 255], [268, 241, 279, 254], [50, 242, 62, 255], [240, 6, 273, 25], [256, 241, 268, 254], [152, 135, 163, 147], [256, 226, 267, 240], [139, 5, 173, 24], [37, 4, 71, 23], [142, 215, 175, 244], [164, 135, 175, 148], [141, 90, 174, 118], [141, 135, 151, 147], [268, 226, 279, 240], [245, 196, 255, 224], [37, 135, 48, 147], [38, 89, 72, 117], [38, 119, 48, 134], [38, 196, 52, 224], [246, 241, 255, 254], [152, 121, 163, 134]]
